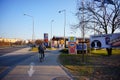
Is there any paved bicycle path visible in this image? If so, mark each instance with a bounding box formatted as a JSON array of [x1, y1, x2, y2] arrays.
[[2, 50, 72, 80]]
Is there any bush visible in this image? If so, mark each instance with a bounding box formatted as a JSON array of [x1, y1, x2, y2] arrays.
[[59, 48, 68, 54]]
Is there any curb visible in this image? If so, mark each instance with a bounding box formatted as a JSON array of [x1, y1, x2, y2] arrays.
[[57, 52, 74, 80]]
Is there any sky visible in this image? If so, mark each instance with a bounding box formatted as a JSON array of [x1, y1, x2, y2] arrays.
[[0, 0, 90, 40]]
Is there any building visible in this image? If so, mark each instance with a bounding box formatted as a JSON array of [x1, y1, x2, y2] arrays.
[[0, 38, 22, 43], [51, 36, 90, 48], [0, 38, 24, 46]]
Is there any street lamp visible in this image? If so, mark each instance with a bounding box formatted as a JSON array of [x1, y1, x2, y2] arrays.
[[24, 14, 35, 42], [59, 9, 66, 48], [51, 20, 54, 48]]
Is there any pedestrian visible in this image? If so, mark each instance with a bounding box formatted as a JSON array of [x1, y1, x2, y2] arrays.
[[38, 42, 46, 62]]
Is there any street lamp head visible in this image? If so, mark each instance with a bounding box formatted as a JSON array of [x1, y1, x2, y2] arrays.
[[24, 14, 26, 15], [51, 20, 54, 22], [23, 14, 33, 18], [59, 9, 66, 13], [58, 11, 61, 13]]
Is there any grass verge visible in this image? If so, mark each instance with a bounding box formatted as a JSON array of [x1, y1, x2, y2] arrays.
[[30, 47, 57, 52], [59, 49, 120, 80]]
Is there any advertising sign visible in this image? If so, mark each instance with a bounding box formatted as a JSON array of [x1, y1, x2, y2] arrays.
[[68, 37, 77, 54], [90, 33, 120, 48], [60, 40, 64, 44], [51, 41, 54, 47], [68, 37, 76, 42], [77, 43, 87, 50], [44, 33, 48, 47]]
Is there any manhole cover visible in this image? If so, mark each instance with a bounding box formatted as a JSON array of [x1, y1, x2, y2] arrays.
[[52, 76, 71, 80]]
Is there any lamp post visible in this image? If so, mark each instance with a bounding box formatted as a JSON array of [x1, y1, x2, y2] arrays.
[[24, 14, 35, 42], [51, 20, 54, 48], [59, 9, 66, 48]]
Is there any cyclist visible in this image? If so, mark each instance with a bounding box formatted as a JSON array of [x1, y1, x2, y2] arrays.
[[38, 42, 46, 62]]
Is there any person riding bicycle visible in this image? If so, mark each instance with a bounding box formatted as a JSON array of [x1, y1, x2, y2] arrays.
[[38, 42, 46, 62]]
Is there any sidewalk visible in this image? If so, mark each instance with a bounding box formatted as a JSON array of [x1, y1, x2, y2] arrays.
[[2, 50, 72, 80]]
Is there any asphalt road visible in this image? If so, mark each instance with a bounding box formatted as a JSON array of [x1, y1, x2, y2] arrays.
[[0, 47, 35, 79], [0, 46, 27, 56]]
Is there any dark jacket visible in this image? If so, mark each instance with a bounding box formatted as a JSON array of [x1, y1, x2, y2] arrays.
[[38, 44, 45, 53]]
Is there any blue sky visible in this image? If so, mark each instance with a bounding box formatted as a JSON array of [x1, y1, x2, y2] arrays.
[[0, 0, 86, 40]]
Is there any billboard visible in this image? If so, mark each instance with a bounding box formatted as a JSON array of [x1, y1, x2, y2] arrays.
[[68, 37, 76, 42], [76, 43, 87, 50], [90, 33, 120, 48], [44, 33, 48, 47], [68, 37, 77, 54]]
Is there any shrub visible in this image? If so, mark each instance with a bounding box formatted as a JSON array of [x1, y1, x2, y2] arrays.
[[59, 48, 68, 54]]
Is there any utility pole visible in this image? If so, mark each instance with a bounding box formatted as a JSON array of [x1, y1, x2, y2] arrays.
[[51, 20, 54, 48]]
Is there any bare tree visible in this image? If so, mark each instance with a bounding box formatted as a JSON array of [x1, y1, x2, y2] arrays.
[[74, 0, 120, 55], [35, 39, 43, 45]]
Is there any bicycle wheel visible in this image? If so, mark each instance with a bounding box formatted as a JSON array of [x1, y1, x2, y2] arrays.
[[38, 51, 45, 62], [38, 53, 42, 62]]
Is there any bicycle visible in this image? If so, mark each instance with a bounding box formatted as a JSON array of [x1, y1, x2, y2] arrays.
[[38, 43, 46, 62], [38, 51, 45, 62]]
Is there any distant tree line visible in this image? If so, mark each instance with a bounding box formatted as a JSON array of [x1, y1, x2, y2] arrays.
[[0, 40, 26, 47]]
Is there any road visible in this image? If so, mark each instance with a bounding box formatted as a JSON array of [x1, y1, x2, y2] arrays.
[[0, 46, 27, 56], [0, 47, 35, 79]]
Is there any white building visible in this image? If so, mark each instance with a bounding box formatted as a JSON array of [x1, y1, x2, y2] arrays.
[[0, 38, 22, 43]]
